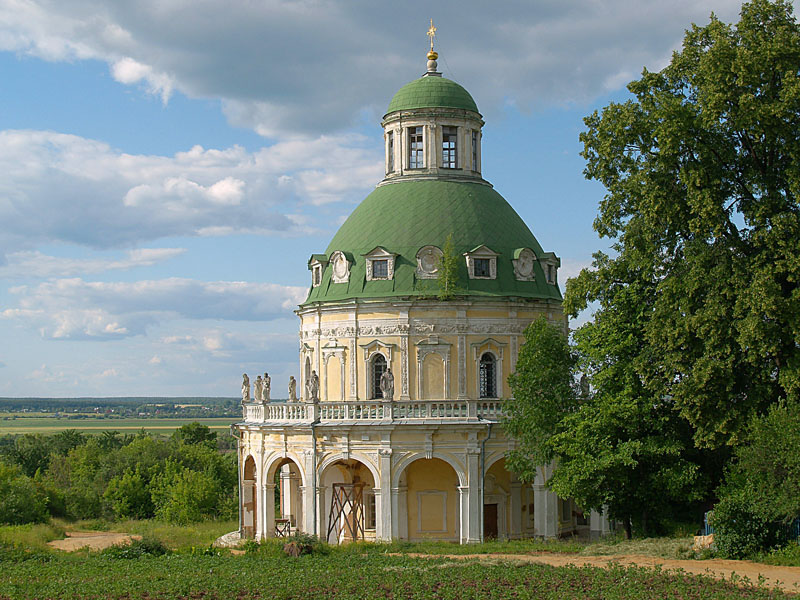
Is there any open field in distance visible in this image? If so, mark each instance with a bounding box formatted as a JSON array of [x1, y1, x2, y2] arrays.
[[0, 415, 238, 435]]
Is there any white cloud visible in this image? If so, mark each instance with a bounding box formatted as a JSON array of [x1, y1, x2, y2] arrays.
[[2, 277, 308, 340], [0, 248, 186, 278], [0, 0, 747, 136], [0, 130, 382, 259], [111, 57, 174, 103]]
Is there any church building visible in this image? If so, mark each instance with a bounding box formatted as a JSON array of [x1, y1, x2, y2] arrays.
[[234, 32, 610, 544]]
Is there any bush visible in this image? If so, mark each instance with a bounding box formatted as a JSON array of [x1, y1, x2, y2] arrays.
[[101, 535, 170, 559], [0, 462, 48, 525], [709, 491, 783, 558]]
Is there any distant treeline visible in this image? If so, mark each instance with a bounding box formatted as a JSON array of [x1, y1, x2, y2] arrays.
[[0, 398, 243, 419]]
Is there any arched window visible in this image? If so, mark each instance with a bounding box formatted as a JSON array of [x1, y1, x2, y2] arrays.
[[371, 354, 387, 399], [479, 353, 496, 398]]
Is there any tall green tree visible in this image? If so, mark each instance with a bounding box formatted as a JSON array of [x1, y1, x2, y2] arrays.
[[506, 316, 703, 537], [576, 0, 800, 448]]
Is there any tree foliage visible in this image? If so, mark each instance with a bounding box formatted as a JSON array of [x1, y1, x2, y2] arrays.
[[506, 317, 703, 537], [437, 233, 461, 300], [711, 400, 800, 556], [574, 0, 800, 448], [0, 424, 237, 525]]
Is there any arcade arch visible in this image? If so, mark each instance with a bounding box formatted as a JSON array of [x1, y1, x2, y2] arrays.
[[319, 457, 377, 544]]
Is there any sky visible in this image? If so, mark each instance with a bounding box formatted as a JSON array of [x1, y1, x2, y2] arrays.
[[0, 0, 768, 397]]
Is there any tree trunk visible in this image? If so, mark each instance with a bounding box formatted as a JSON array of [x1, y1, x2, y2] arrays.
[[641, 509, 648, 537], [624, 517, 632, 540]]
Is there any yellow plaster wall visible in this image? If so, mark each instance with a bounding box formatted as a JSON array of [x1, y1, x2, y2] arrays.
[[422, 353, 445, 399], [325, 356, 342, 401], [405, 458, 459, 541]]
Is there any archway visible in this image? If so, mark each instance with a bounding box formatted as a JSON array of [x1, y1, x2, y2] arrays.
[[242, 455, 257, 538], [266, 456, 304, 536], [319, 458, 376, 543], [398, 457, 460, 542]]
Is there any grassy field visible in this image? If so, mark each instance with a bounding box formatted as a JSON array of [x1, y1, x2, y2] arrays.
[[0, 548, 789, 599], [0, 415, 237, 435]]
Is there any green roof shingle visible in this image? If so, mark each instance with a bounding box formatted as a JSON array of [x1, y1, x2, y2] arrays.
[[302, 180, 561, 305], [386, 76, 479, 114]]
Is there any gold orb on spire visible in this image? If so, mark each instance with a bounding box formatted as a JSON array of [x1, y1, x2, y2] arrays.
[[427, 18, 438, 60]]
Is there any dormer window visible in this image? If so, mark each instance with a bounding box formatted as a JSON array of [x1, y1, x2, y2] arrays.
[[364, 246, 397, 281], [408, 126, 424, 169], [464, 245, 498, 280], [539, 252, 560, 286], [442, 126, 457, 168], [308, 254, 328, 288]]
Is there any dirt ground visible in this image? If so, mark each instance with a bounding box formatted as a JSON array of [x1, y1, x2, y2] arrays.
[[404, 552, 800, 595], [48, 531, 140, 551]]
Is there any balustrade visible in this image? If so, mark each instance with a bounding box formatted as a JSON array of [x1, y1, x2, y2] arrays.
[[241, 398, 504, 424]]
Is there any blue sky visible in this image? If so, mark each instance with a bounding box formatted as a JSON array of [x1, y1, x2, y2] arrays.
[[0, 0, 763, 397]]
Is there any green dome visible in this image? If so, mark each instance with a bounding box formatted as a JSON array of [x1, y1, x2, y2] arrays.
[[387, 76, 479, 114], [303, 180, 560, 305]]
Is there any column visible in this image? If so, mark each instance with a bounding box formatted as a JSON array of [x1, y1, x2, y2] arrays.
[[465, 450, 481, 543], [457, 335, 467, 399], [377, 449, 393, 541], [392, 485, 408, 540], [509, 481, 522, 539], [534, 465, 558, 539], [264, 482, 276, 538], [317, 485, 329, 543], [590, 508, 611, 540]]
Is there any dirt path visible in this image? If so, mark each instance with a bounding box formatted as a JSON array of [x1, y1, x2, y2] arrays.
[[48, 531, 140, 551], [402, 552, 800, 594]]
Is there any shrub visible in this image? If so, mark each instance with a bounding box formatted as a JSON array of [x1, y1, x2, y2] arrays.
[[709, 491, 782, 558], [102, 535, 170, 559], [0, 462, 48, 525]]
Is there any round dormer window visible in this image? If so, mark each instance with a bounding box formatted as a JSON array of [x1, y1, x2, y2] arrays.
[[516, 249, 534, 278], [330, 251, 350, 283], [416, 245, 443, 279]]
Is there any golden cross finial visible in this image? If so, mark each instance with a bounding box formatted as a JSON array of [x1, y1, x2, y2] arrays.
[[427, 19, 437, 52]]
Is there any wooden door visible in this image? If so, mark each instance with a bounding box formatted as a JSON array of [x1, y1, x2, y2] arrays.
[[483, 503, 498, 540]]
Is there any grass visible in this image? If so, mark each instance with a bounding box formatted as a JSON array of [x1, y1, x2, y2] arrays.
[[345, 537, 586, 556], [580, 534, 698, 559], [0, 522, 66, 550], [0, 416, 236, 435], [51, 518, 238, 550], [0, 551, 789, 599]]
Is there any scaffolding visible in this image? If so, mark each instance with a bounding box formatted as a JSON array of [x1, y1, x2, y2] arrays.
[[326, 482, 365, 543]]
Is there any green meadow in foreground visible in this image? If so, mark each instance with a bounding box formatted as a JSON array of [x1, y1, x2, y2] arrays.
[[0, 546, 790, 600]]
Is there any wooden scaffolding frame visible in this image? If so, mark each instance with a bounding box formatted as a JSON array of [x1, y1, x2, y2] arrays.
[[326, 482, 365, 543]]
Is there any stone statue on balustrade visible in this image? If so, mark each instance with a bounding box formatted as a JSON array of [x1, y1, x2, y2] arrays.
[[263, 372, 271, 402], [241, 373, 250, 403], [288, 376, 297, 402], [306, 370, 320, 403], [254, 375, 263, 403], [379, 368, 394, 402]]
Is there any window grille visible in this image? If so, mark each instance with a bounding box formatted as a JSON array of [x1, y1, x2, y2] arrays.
[[442, 126, 457, 168], [474, 258, 491, 277], [372, 354, 387, 399], [372, 259, 388, 279], [408, 126, 424, 169], [387, 131, 394, 172], [472, 130, 478, 170], [479, 353, 496, 398]]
